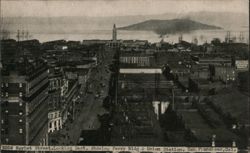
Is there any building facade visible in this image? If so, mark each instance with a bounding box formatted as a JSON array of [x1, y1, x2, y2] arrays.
[[112, 24, 117, 42], [61, 79, 79, 124], [48, 67, 66, 133], [1, 58, 49, 145], [214, 66, 236, 82], [120, 56, 153, 67], [48, 110, 62, 133]]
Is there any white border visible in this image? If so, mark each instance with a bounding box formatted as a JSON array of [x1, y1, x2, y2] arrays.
[[0, 145, 238, 152]]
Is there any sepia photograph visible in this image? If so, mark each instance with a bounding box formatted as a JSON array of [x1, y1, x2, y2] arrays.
[[0, 0, 249, 152]]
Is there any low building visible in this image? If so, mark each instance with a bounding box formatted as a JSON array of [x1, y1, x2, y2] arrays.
[[120, 55, 154, 67], [188, 78, 211, 93], [1, 39, 18, 63], [64, 67, 90, 85], [214, 66, 236, 82], [167, 48, 179, 52], [121, 40, 148, 48], [42, 40, 67, 50], [119, 68, 162, 74], [235, 60, 249, 71], [67, 41, 81, 49], [61, 61, 97, 70], [155, 52, 191, 66], [198, 57, 232, 66], [44, 49, 68, 64], [191, 65, 210, 79], [82, 39, 109, 46], [167, 63, 191, 78], [176, 109, 239, 144]]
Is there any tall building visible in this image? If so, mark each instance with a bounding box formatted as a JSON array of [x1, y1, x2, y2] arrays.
[[112, 24, 117, 42], [0, 40, 2, 70], [1, 58, 49, 145], [0, 38, 2, 146], [61, 79, 79, 123]]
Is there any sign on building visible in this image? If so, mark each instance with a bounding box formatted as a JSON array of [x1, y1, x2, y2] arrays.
[[235, 60, 249, 71]]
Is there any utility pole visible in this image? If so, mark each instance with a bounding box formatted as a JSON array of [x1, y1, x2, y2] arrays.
[[239, 32, 244, 43], [17, 30, 20, 42], [0, 0, 2, 146], [172, 88, 175, 111], [115, 47, 120, 106], [154, 73, 159, 101], [0, 59, 2, 147], [21, 30, 25, 41], [226, 31, 231, 43], [179, 34, 183, 43], [25, 31, 29, 40]]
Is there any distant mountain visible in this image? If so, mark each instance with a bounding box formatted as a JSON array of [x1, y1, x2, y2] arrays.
[[118, 19, 222, 35]]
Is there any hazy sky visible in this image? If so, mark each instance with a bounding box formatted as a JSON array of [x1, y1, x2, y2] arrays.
[[1, 0, 249, 17]]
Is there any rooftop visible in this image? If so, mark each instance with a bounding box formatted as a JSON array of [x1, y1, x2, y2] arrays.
[[1, 57, 47, 77], [211, 88, 249, 124], [177, 110, 239, 142], [119, 68, 162, 74]]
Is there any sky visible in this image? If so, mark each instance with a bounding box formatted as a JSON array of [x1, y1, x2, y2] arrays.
[[1, 0, 249, 17]]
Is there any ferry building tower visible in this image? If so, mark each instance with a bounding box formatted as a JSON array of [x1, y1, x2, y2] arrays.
[[112, 24, 117, 42]]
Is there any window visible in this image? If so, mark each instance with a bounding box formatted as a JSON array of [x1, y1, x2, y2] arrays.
[[19, 83, 23, 88], [1, 83, 3, 87], [5, 83, 8, 87], [19, 111, 23, 116], [5, 110, 8, 113], [49, 114, 53, 118], [1, 120, 4, 124], [5, 92, 8, 97], [19, 129, 23, 134], [19, 119, 23, 123], [19, 92, 23, 97], [5, 138, 9, 143], [19, 102, 23, 106]]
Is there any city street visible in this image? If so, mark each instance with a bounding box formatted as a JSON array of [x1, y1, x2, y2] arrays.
[[50, 48, 115, 145], [1, 1, 249, 151]]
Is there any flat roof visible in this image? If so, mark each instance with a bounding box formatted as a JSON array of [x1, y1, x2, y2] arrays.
[[120, 68, 162, 74], [212, 88, 249, 124], [177, 110, 239, 141]]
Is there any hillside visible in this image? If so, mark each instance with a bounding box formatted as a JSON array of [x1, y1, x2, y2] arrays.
[[118, 19, 222, 35]]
